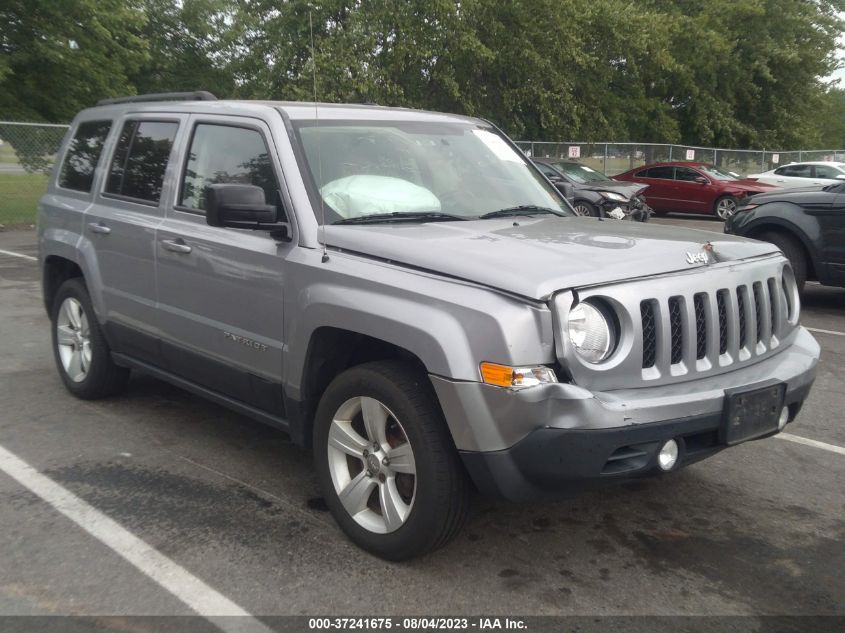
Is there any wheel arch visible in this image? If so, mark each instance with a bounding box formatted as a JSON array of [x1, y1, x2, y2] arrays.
[[42, 255, 84, 317], [288, 327, 433, 448], [742, 216, 819, 281]]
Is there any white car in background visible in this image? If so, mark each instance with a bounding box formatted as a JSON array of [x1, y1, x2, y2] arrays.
[[748, 161, 845, 188]]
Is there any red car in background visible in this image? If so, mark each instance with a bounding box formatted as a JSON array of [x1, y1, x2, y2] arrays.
[[613, 161, 778, 219]]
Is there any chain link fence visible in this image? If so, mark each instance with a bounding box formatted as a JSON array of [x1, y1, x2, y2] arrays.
[[516, 141, 845, 177], [2, 121, 844, 228], [0, 122, 69, 228]]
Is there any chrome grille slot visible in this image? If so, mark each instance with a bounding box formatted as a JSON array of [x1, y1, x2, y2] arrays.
[[753, 282, 765, 343], [717, 289, 729, 355], [640, 300, 657, 368], [782, 275, 793, 322], [668, 296, 683, 365], [694, 293, 707, 360]]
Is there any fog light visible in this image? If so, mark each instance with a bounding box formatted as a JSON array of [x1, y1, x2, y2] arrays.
[[657, 439, 679, 471], [778, 406, 789, 431]]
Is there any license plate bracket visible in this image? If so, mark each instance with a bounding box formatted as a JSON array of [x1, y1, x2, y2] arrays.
[[721, 383, 785, 446]]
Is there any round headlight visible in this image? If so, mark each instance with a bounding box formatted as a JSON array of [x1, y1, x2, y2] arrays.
[[568, 301, 614, 363]]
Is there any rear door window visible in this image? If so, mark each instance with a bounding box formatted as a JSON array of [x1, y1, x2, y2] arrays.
[[179, 123, 280, 213], [106, 120, 179, 204], [58, 120, 112, 192]]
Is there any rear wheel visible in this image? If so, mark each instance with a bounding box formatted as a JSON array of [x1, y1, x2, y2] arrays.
[[51, 278, 130, 399], [313, 361, 470, 560], [714, 195, 739, 220], [758, 231, 807, 292]]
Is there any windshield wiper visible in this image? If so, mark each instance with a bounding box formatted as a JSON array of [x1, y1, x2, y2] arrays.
[[478, 205, 565, 219], [333, 211, 469, 225]]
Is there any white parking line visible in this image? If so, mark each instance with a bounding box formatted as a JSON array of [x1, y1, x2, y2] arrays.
[[0, 444, 274, 633], [0, 248, 37, 261], [777, 433, 845, 456], [806, 326, 845, 338]]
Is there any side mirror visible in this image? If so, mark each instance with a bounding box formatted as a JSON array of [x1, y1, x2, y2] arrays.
[[205, 184, 289, 238], [559, 182, 575, 202], [695, 176, 708, 184]]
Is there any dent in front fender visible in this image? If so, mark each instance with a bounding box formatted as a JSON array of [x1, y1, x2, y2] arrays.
[[282, 247, 556, 401]]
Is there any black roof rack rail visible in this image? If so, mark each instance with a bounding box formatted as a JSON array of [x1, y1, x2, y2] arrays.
[[96, 91, 218, 106]]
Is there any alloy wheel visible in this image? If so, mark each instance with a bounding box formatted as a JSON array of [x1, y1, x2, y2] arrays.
[[573, 203, 592, 217], [716, 197, 737, 219], [326, 396, 417, 534], [56, 297, 91, 383]]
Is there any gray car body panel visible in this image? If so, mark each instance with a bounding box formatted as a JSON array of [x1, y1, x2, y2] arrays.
[[39, 99, 819, 474]]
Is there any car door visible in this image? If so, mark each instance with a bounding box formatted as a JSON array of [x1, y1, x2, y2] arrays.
[[769, 164, 813, 188], [812, 164, 844, 187], [155, 115, 293, 416], [86, 114, 184, 364], [818, 191, 845, 284], [671, 166, 710, 213], [636, 166, 674, 211]]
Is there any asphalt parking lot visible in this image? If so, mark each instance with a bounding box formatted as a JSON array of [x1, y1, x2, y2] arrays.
[[0, 218, 843, 627]]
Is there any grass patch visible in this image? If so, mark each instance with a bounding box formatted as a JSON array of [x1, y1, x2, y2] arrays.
[[0, 143, 19, 164], [0, 172, 49, 227]]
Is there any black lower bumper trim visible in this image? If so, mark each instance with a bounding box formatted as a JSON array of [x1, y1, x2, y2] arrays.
[[460, 381, 812, 502]]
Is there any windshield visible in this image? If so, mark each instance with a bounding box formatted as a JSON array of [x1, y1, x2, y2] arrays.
[[699, 165, 740, 181], [291, 120, 571, 224], [551, 161, 613, 184]]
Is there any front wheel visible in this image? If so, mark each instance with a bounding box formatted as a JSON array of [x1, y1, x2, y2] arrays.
[[714, 195, 739, 220], [572, 200, 599, 217], [313, 361, 470, 560]]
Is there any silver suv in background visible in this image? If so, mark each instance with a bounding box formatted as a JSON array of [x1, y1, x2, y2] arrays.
[[39, 93, 820, 560]]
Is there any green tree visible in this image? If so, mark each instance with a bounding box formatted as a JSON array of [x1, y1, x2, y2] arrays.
[[0, 0, 149, 122], [815, 87, 845, 149], [129, 0, 237, 96]]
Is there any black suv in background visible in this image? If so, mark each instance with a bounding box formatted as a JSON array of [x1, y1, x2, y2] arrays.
[[533, 158, 650, 220], [726, 182, 845, 291]]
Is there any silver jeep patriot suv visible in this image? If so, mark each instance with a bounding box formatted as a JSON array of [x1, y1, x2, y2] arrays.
[[39, 92, 820, 560]]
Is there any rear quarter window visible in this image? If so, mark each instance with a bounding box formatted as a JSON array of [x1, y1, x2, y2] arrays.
[[58, 120, 113, 192], [105, 120, 179, 204]]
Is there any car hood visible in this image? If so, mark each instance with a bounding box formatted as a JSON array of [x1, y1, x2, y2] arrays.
[[743, 185, 833, 205], [731, 179, 779, 192], [574, 181, 647, 197], [325, 217, 780, 300]]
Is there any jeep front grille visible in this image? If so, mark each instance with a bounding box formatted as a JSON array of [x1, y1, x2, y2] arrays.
[[554, 257, 800, 392], [638, 274, 792, 379]]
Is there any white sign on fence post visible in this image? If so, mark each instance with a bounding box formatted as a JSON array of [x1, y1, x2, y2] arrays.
[[568, 146, 581, 159], [685, 149, 695, 161], [772, 154, 779, 164]]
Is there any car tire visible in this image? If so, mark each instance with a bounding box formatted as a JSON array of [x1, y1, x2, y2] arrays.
[[714, 195, 739, 220], [758, 231, 807, 292], [313, 360, 470, 561], [51, 278, 130, 399], [572, 200, 599, 217]]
